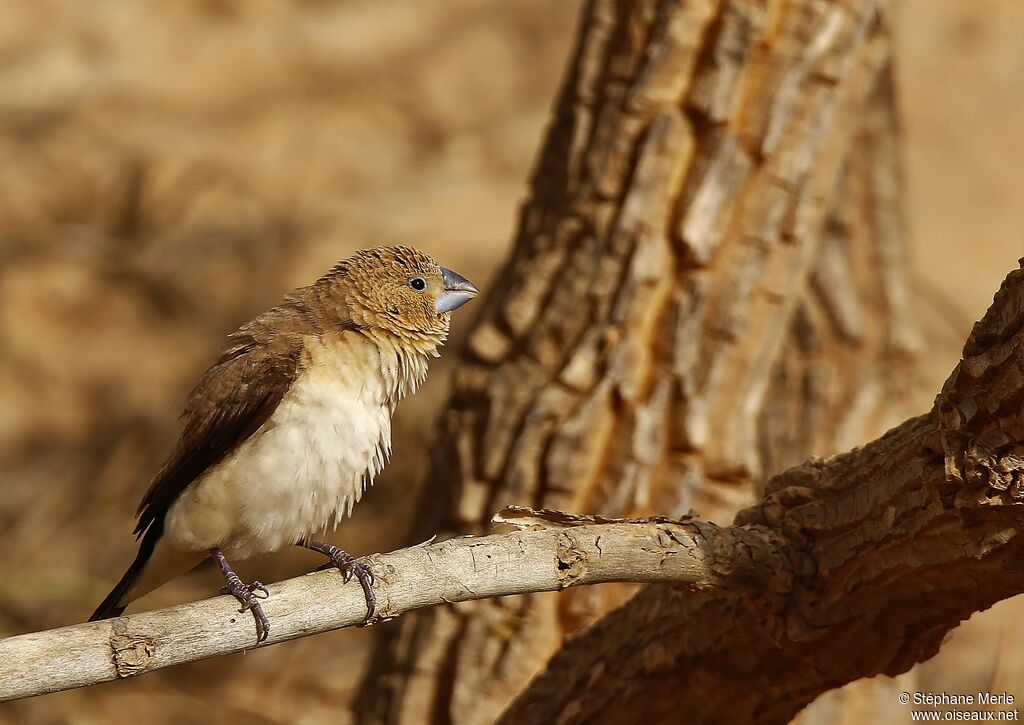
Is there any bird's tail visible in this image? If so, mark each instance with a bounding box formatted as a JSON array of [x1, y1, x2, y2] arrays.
[[89, 526, 161, 621]]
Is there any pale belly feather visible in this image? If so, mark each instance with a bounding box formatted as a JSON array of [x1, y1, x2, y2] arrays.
[[162, 335, 414, 560]]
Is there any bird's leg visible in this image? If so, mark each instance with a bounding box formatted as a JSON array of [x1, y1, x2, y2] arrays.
[[210, 547, 270, 643], [298, 539, 376, 622]]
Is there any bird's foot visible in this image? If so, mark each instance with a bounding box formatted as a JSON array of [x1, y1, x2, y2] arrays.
[[300, 540, 376, 623], [210, 548, 270, 643], [223, 576, 271, 643], [219, 580, 269, 599]]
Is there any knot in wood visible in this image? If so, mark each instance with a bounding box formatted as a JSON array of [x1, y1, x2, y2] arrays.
[[109, 620, 156, 678], [961, 442, 1024, 503], [555, 533, 588, 587]]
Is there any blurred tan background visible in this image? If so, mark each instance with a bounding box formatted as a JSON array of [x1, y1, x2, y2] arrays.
[[0, 1, 1021, 723]]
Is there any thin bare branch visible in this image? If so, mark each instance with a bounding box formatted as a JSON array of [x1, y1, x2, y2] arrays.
[[0, 517, 789, 703]]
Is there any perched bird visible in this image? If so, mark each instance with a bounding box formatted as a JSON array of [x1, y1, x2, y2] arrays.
[[90, 245, 478, 642]]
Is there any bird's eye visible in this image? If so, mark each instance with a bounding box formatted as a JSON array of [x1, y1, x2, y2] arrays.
[[409, 277, 427, 292]]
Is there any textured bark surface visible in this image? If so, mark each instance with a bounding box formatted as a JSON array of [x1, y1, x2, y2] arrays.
[[357, 0, 919, 723], [500, 264, 1024, 724]]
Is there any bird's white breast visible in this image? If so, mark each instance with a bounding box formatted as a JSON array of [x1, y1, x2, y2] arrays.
[[163, 332, 429, 559]]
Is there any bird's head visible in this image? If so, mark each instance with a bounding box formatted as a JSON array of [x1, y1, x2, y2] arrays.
[[331, 245, 478, 345]]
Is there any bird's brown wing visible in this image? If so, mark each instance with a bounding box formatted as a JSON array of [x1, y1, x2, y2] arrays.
[[133, 331, 303, 538]]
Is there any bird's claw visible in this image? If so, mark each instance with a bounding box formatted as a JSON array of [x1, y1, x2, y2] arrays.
[[222, 577, 271, 643], [312, 547, 376, 623], [210, 548, 271, 644], [219, 580, 269, 600], [337, 559, 374, 587], [335, 555, 377, 623]]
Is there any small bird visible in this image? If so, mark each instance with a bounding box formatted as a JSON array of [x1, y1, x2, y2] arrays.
[[90, 245, 478, 642]]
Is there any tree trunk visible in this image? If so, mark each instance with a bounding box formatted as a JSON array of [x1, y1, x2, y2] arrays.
[[357, 0, 919, 722], [498, 263, 1024, 722]]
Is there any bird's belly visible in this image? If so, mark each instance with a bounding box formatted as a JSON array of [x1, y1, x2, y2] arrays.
[[163, 385, 392, 560]]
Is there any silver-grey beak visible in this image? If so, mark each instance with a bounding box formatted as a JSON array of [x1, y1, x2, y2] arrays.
[[436, 267, 479, 313]]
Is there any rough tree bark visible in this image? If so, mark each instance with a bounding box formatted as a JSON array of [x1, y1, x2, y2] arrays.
[[500, 264, 1024, 723], [357, 0, 920, 723]]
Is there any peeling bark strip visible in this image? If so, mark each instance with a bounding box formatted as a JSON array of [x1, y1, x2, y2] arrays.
[[0, 518, 790, 702], [358, 0, 914, 722], [499, 265, 1024, 725]]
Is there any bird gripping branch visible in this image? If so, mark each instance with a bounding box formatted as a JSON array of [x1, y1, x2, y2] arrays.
[[90, 245, 478, 643]]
